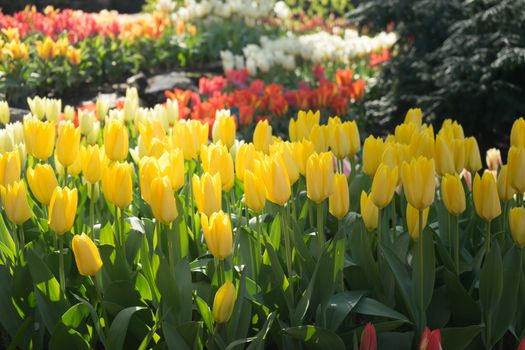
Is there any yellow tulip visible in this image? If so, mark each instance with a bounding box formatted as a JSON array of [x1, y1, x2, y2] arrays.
[[370, 163, 398, 209], [360, 191, 379, 231], [26, 164, 58, 205], [102, 162, 133, 209], [452, 138, 466, 173], [270, 141, 299, 185], [465, 137, 481, 174], [48, 186, 78, 235], [0, 101, 9, 125], [212, 112, 236, 149], [329, 120, 360, 159], [72, 233, 103, 276], [0, 180, 32, 225], [201, 210, 233, 260], [439, 119, 464, 141], [139, 157, 160, 204], [309, 124, 329, 153], [193, 172, 222, 216], [511, 117, 525, 148], [404, 108, 422, 127], [401, 157, 435, 209], [158, 149, 185, 192], [80, 145, 105, 184], [434, 135, 455, 176], [56, 122, 81, 167], [137, 120, 165, 155], [409, 127, 434, 159], [201, 143, 235, 192], [362, 136, 384, 176], [289, 110, 320, 142], [150, 176, 179, 224], [497, 165, 516, 201], [0, 150, 20, 187], [406, 203, 429, 240], [508, 146, 525, 193], [509, 207, 525, 247], [148, 137, 170, 158], [213, 281, 236, 323], [329, 173, 349, 219], [235, 143, 258, 181], [306, 152, 334, 203], [441, 173, 466, 215], [394, 122, 417, 145], [103, 118, 129, 161], [291, 139, 314, 176], [473, 172, 501, 222], [253, 120, 273, 153], [23, 117, 55, 160], [244, 170, 266, 212], [260, 155, 291, 206]]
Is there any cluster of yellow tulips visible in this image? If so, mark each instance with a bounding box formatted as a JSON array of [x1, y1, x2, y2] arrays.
[[1, 91, 525, 348]]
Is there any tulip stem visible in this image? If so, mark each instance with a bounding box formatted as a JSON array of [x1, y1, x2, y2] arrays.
[[215, 258, 225, 286], [282, 206, 293, 278], [165, 224, 175, 275], [453, 215, 460, 275], [90, 184, 95, 240], [485, 220, 491, 254], [256, 214, 263, 276], [391, 196, 397, 243], [58, 235, 66, 294], [418, 209, 425, 332], [316, 202, 325, 255], [18, 225, 25, 253], [64, 167, 68, 187], [377, 208, 383, 260], [187, 162, 198, 254], [93, 274, 108, 337]]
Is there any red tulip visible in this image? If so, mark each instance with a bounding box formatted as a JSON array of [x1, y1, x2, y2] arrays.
[[419, 327, 442, 350], [360, 322, 377, 350], [518, 339, 525, 350]]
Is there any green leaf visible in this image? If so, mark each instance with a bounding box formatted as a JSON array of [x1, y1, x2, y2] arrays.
[[354, 297, 410, 322], [0, 214, 15, 262], [441, 325, 482, 350], [226, 272, 252, 342], [377, 331, 414, 349], [283, 325, 345, 350], [479, 242, 503, 316], [107, 306, 146, 350], [26, 247, 70, 333], [49, 321, 90, 350], [6, 316, 32, 350], [71, 293, 107, 347], [323, 291, 366, 331], [246, 311, 277, 350], [61, 303, 90, 328], [412, 226, 436, 317], [195, 295, 213, 334], [443, 269, 480, 324], [0, 265, 23, 338]]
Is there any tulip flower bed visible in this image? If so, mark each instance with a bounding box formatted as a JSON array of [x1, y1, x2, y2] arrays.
[[2, 91, 525, 350]]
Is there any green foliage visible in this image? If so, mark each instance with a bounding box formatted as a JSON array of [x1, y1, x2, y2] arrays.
[[285, 0, 353, 17], [350, 0, 525, 146]]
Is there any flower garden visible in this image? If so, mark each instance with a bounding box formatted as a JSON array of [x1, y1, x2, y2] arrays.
[[0, 1, 524, 349]]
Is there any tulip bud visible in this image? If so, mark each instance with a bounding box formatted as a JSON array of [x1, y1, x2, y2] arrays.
[[201, 144, 235, 192], [103, 117, 129, 161], [309, 124, 329, 153], [0, 150, 20, 187], [441, 173, 466, 215], [139, 157, 160, 204], [63, 105, 75, 121], [370, 163, 398, 209], [497, 165, 516, 201], [72, 233, 103, 276], [360, 322, 377, 350], [0, 180, 32, 225], [86, 121, 101, 145], [452, 138, 466, 173], [485, 148, 502, 171], [193, 172, 222, 216], [473, 172, 501, 222], [212, 111, 236, 149], [96, 97, 110, 119], [418, 327, 441, 350], [165, 98, 179, 125], [508, 146, 525, 193], [329, 120, 360, 159], [158, 149, 184, 192], [518, 339, 525, 350], [0, 101, 9, 125], [401, 157, 436, 209], [0, 130, 14, 153], [465, 137, 481, 174], [360, 191, 378, 231], [23, 117, 55, 160], [270, 141, 299, 185], [150, 176, 179, 224], [329, 173, 349, 219], [78, 109, 96, 136], [409, 127, 435, 160], [102, 162, 133, 209], [48, 186, 78, 235], [289, 110, 320, 142], [362, 136, 384, 176], [235, 143, 258, 181], [201, 211, 233, 260], [291, 139, 314, 176], [260, 155, 292, 206], [56, 122, 81, 167], [27, 96, 46, 120], [45, 98, 61, 122], [213, 281, 236, 323], [404, 108, 422, 127], [511, 117, 525, 148], [439, 119, 464, 140], [306, 152, 334, 203], [395, 122, 417, 145], [406, 203, 429, 240], [253, 120, 273, 153], [244, 170, 266, 212], [509, 207, 525, 248], [80, 145, 105, 184], [27, 164, 58, 205], [435, 135, 455, 176]]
